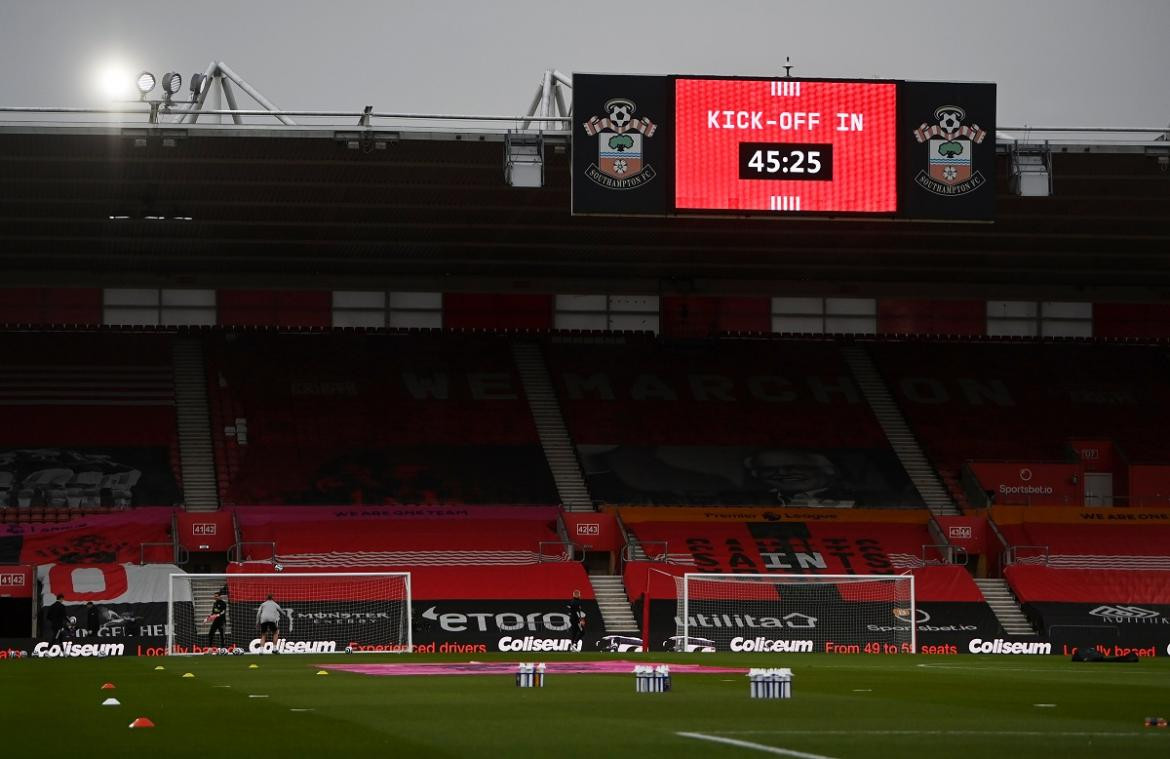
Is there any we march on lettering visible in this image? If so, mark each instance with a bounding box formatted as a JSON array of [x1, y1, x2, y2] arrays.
[[290, 369, 1016, 408]]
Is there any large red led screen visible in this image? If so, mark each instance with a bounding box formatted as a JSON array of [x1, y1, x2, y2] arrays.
[[674, 78, 898, 214]]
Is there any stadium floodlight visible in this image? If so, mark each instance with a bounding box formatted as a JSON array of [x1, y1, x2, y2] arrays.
[[505, 132, 544, 188], [136, 71, 156, 98], [188, 73, 206, 100], [1010, 151, 1052, 197], [161, 71, 183, 99]]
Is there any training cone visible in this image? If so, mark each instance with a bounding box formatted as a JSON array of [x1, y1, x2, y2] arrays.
[[248, 664, 259, 669], [129, 717, 155, 729], [316, 670, 329, 676], [153, 665, 164, 671], [181, 672, 195, 678], [101, 697, 120, 706], [101, 682, 116, 690]]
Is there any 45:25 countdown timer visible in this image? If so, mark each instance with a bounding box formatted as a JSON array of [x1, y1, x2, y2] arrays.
[[738, 142, 834, 181]]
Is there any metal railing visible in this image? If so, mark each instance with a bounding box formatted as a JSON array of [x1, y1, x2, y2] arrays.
[[227, 541, 276, 563], [0, 105, 572, 132], [537, 540, 583, 563], [1002, 544, 1050, 569], [0, 106, 1165, 150], [622, 540, 671, 565], [921, 543, 968, 566]]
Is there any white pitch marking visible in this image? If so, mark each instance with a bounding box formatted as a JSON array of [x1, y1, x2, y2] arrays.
[[677, 732, 840, 759], [914, 663, 1166, 675], [248, 694, 269, 699], [290, 708, 314, 712], [1034, 704, 1057, 708], [851, 689, 873, 692], [716, 731, 1161, 738], [213, 685, 232, 688]]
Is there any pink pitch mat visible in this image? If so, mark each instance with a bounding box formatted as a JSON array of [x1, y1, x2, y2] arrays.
[[315, 660, 748, 677]]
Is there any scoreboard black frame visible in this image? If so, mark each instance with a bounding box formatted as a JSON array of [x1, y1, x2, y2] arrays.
[[570, 73, 996, 222]]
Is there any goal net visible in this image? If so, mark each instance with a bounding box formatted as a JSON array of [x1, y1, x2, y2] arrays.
[[168, 572, 411, 655], [676, 573, 915, 654]]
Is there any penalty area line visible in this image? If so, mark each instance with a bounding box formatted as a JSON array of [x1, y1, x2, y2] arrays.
[[716, 730, 1165, 738], [676, 732, 840, 759]]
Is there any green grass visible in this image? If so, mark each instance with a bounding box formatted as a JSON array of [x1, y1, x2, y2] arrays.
[[2, 652, 1168, 757]]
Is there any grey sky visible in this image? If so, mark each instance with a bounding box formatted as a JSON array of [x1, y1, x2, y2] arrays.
[[1, 0, 1167, 127]]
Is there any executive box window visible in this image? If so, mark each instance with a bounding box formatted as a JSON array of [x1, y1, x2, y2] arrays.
[[103, 289, 217, 327], [771, 297, 877, 335]]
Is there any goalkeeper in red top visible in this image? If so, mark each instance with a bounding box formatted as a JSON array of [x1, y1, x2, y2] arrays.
[[207, 591, 228, 648]]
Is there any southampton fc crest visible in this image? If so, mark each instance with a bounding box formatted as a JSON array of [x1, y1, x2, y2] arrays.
[[912, 105, 987, 196], [583, 98, 657, 190]]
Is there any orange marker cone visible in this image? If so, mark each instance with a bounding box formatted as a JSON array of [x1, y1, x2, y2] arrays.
[[129, 717, 155, 729], [101, 683, 116, 690]]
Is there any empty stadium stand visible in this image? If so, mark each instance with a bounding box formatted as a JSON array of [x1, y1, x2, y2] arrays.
[[233, 505, 570, 567], [0, 332, 181, 510], [549, 337, 924, 507], [205, 332, 558, 506], [869, 341, 1170, 506]]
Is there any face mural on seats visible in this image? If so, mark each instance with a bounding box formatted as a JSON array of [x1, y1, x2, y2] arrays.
[[744, 450, 844, 504]]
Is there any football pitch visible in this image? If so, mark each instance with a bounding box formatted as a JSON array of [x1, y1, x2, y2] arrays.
[[2, 652, 1168, 757]]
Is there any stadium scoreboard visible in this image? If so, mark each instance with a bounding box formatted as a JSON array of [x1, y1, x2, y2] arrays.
[[572, 74, 996, 221]]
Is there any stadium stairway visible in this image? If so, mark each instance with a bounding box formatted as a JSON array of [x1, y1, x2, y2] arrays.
[[512, 342, 594, 512], [840, 346, 958, 516], [173, 338, 220, 511], [616, 513, 649, 561], [974, 578, 1039, 637], [588, 574, 640, 634]]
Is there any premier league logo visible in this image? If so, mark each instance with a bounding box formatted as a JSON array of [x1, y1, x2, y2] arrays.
[[583, 98, 657, 190], [912, 105, 988, 196]]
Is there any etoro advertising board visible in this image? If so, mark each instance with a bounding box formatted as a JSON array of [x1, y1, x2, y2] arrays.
[[571, 74, 996, 221]]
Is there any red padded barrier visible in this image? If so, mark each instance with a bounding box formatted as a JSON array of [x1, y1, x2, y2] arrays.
[[235, 505, 563, 558], [0, 288, 102, 325], [229, 563, 594, 601], [876, 299, 984, 336], [1005, 566, 1170, 604], [6, 508, 175, 565], [997, 522, 1170, 558], [218, 289, 331, 327], [444, 293, 552, 330]]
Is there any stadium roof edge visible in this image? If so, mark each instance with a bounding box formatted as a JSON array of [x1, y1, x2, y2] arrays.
[[0, 121, 1168, 155]]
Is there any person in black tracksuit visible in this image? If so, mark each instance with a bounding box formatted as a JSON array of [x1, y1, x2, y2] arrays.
[[86, 601, 101, 638], [566, 589, 586, 651], [208, 591, 228, 648], [45, 594, 67, 642]]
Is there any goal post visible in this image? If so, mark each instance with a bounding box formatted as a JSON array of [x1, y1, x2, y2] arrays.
[[167, 572, 411, 655], [678, 573, 915, 654]]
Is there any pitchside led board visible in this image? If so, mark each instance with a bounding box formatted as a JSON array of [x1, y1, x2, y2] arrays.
[[571, 74, 996, 222]]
